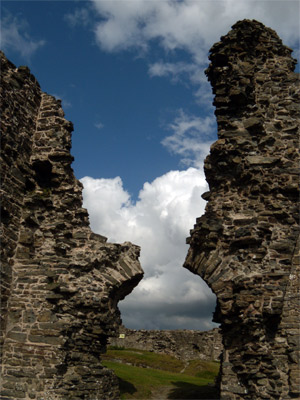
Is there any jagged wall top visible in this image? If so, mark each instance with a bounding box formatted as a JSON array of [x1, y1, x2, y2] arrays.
[[207, 19, 296, 87]]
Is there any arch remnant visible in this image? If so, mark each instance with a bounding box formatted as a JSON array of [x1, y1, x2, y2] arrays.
[[0, 51, 143, 399], [184, 20, 299, 400]]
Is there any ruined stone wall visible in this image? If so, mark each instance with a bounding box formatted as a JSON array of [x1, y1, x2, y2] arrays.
[[0, 51, 144, 400], [109, 327, 222, 361], [184, 20, 299, 400]]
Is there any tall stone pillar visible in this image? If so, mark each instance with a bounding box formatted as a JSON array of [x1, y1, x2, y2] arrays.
[[0, 51, 143, 399], [184, 20, 299, 399]]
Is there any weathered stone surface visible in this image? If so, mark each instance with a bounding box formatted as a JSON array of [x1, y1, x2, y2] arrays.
[[108, 326, 222, 361], [184, 20, 299, 399], [0, 51, 144, 399]]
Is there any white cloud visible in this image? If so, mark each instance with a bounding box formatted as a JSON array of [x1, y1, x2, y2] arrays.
[[80, 176, 132, 242], [94, 121, 104, 130], [91, 0, 299, 58], [90, 0, 299, 103], [162, 110, 216, 168], [91, 0, 216, 58], [148, 61, 195, 82], [64, 7, 91, 27], [0, 13, 45, 59], [149, 59, 215, 106], [81, 168, 217, 330]]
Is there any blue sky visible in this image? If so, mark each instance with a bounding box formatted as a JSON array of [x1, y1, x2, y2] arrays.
[[1, 0, 212, 198], [1, 0, 299, 330]]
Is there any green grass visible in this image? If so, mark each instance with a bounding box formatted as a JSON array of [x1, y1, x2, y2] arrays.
[[102, 348, 220, 399], [185, 360, 220, 379], [103, 348, 184, 373]]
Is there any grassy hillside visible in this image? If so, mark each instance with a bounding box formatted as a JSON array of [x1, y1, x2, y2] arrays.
[[102, 347, 220, 399]]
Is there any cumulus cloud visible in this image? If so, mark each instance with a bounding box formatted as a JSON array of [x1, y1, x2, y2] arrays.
[[81, 168, 217, 330], [91, 0, 299, 56], [1, 12, 45, 59], [80, 176, 132, 242], [91, 0, 216, 57]]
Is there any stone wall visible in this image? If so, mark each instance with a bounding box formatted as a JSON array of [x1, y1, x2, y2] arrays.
[[109, 327, 222, 361], [184, 20, 299, 399], [0, 52, 144, 400]]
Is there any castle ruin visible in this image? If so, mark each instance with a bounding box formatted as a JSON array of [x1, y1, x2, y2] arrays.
[[184, 20, 299, 400], [0, 51, 143, 399], [0, 18, 299, 400]]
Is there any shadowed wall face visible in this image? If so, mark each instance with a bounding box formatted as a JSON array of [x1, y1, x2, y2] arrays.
[[184, 20, 299, 400], [0, 51, 143, 400], [109, 327, 222, 361]]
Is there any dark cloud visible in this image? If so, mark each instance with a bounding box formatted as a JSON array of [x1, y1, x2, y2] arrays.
[[120, 295, 218, 331]]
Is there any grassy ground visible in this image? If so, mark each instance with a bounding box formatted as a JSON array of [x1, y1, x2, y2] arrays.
[[102, 347, 220, 399]]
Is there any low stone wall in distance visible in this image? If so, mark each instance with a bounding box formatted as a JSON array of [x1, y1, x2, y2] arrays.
[[109, 327, 222, 361]]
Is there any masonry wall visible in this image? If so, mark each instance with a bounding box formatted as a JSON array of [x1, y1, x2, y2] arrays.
[[184, 20, 299, 400], [0, 52, 144, 400], [109, 327, 222, 361]]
